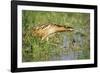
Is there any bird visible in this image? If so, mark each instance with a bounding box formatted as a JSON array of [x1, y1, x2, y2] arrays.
[[32, 24, 74, 41]]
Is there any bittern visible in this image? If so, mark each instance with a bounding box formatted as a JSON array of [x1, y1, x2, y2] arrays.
[[32, 24, 74, 41]]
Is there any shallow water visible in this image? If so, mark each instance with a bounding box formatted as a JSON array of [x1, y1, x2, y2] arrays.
[[50, 33, 84, 61], [50, 49, 83, 61]]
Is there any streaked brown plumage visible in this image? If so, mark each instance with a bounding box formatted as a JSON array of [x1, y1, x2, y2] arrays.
[[32, 24, 74, 40]]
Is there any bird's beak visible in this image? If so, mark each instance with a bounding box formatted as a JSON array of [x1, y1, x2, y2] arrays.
[[70, 29, 74, 31]]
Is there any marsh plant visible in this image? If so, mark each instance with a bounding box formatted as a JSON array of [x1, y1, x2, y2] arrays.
[[22, 10, 90, 62]]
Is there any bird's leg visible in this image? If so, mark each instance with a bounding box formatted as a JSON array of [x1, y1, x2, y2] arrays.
[[46, 37, 49, 41], [41, 35, 48, 41]]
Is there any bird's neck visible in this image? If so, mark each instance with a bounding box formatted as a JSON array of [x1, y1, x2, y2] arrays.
[[55, 27, 67, 32]]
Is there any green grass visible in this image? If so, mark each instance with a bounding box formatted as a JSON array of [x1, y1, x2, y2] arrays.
[[22, 10, 90, 62]]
